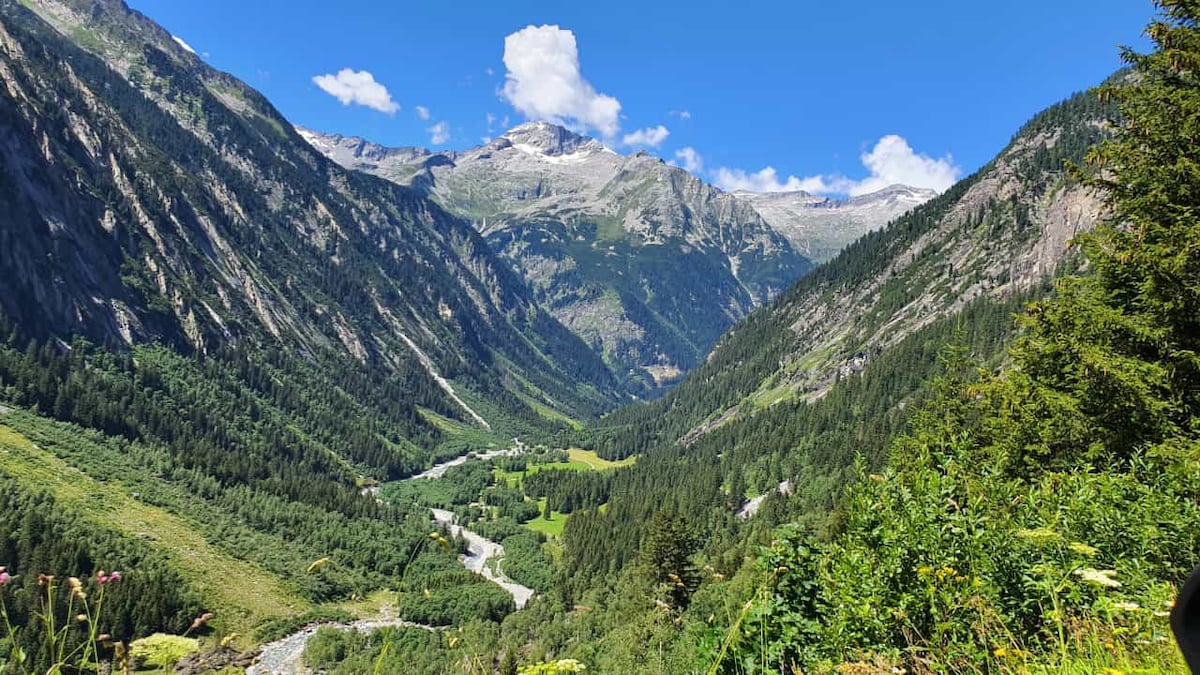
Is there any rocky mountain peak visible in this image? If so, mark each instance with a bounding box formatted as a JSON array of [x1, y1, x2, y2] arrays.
[[847, 184, 939, 206], [498, 121, 607, 157]]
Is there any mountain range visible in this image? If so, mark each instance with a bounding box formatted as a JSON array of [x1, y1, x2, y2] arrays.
[[300, 122, 822, 393], [734, 183, 938, 262], [0, 0, 1156, 672]]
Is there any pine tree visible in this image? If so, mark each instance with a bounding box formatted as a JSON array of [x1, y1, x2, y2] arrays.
[[986, 0, 1200, 473], [637, 510, 698, 609]]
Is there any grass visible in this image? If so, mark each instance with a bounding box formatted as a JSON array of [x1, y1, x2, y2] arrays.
[[332, 589, 396, 620], [566, 448, 635, 470], [494, 459, 590, 488], [493, 449, 633, 489], [0, 424, 308, 637], [523, 498, 568, 537]]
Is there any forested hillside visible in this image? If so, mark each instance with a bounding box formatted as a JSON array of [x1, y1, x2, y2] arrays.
[[311, 6, 1198, 671], [0, 0, 623, 668], [1, 0, 1197, 673], [541, 78, 1118, 585]]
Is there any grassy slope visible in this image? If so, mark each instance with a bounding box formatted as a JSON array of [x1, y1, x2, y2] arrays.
[[0, 418, 307, 636]]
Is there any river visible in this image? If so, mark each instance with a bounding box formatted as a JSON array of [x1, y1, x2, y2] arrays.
[[248, 450, 535, 674]]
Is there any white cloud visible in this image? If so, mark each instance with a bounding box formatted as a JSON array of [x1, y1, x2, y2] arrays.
[[500, 25, 622, 137], [485, 67, 496, 77], [622, 125, 670, 148], [415, 105, 431, 120], [712, 166, 838, 194], [674, 147, 703, 173], [427, 121, 450, 145], [312, 68, 399, 114], [172, 35, 196, 54], [851, 135, 960, 195], [713, 135, 960, 196], [669, 109, 691, 120]]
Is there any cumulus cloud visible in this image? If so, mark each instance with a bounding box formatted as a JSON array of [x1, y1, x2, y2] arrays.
[[668, 109, 691, 120], [713, 135, 960, 196], [500, 25, 622, 137], [312, 68, 399, 114], [415, 105, 431, 120], [851, 135, 960, 195], [622, 125, 670, 148], [172, 35, 196, 54], [427, 121, 450, 145], [712, 167, 839, 194], [674, 147, 703, 173]]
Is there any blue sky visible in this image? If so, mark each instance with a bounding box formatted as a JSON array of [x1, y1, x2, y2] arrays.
[[129, 0, 1150, 195]]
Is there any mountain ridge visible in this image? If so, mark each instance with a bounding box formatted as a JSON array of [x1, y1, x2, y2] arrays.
[[0, 0, 621, 425], [301, 121, 814, 394]]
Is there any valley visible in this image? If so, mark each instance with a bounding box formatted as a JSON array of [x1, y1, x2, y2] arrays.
[[0, 0, 1196, 673]]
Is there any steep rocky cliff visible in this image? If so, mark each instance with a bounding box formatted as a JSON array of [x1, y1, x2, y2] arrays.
[[0, 0, 618, 424], [301, 122, 813, 394]]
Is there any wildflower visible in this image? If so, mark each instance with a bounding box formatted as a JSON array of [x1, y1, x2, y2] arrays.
[[1112, 601, 1140, 612], [917, 566, 933, 577], [75, 614, 87, 623], [37, 573, 53, 586], [96, 570, 122, 584], [98, 634, 111, 642], [993, 647, 1008, 658], [1068, 542, 1099, 557], [1074, 568, 1121, 588], [934, 566, 957, 580], [1100, 669, 1125, 675], [0, 571, 11, 585], [68, 576, 86, 599], [1154, 610, 1172, 618]]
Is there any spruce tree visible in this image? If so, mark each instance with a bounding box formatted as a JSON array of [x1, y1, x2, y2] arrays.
[[990, 0, 1200, 472]]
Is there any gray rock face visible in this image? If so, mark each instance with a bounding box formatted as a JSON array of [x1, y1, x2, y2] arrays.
[[0, 0, 619, 421], [302, 122, 813, 394], [735, 184, 937, 263], [675, 90, 1112, 442]]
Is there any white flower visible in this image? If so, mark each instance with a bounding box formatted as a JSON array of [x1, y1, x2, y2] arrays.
[[1074, 568, 1121, 588]]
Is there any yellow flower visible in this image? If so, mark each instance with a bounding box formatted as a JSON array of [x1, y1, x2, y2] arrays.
[[993, 647, 1008, 658], [917, 566, 932, 577]]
